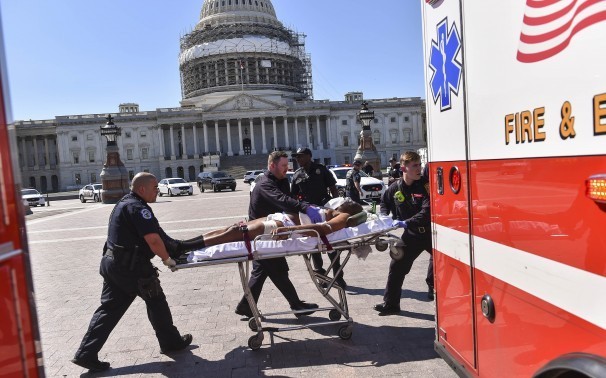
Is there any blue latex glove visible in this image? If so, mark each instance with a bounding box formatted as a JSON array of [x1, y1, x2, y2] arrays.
[[392, 220, 408, 229], [305, 206, 323, 223]]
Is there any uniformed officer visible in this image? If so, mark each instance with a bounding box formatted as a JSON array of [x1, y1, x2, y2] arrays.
[[374, 151, 432, 315], [235, 151, 322, 318], [387, 157, 402, 185], [346, 160, 364, 204], [72, 172, 193, 372], [291, 147, 345, 287]]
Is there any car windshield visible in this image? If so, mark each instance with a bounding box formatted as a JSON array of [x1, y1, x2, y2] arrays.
[[168, 178, 187, 184], [331, 169, 368, 179], [21, 189, 39, 195], [213, 172, 228, 178], [93, 184, 102, 190]]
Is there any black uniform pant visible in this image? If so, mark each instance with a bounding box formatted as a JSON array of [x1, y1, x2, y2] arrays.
[[237, 257, 302, 310], [311, 251, 343, 278], [383, 236, 433, 306], [74, 255, 182, 360]]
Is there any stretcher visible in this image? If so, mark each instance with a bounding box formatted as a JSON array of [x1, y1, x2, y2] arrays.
[[174, 215, 400, 350]]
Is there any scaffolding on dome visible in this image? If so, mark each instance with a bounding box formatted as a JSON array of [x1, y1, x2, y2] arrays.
[[179, 22, 313, 100]]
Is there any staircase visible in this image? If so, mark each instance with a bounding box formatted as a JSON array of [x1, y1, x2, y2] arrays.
[[219, 155, 268, 180]]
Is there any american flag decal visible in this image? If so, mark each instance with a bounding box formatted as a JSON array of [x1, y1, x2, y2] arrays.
[[517, 0, 606, 63]]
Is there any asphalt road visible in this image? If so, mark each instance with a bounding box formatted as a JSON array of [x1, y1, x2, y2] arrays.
[[25, 186, 456, 377]]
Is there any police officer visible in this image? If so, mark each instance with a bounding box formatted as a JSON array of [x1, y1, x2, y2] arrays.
[[346, 160, 364, 204], [374, 151, 432, 315], [235, 151, 322, 318], [72, 172, 193, 372], [291, 147, 345, 287], [387, 157, 402, 185]]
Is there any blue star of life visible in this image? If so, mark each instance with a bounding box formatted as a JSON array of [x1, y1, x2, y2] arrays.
[[428, 18, 462, 111]]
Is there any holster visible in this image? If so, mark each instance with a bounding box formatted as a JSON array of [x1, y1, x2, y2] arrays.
[[137, 268, 163, 300]]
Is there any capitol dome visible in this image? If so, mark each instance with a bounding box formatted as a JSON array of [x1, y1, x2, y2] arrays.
[[179, 0, 312, 105]]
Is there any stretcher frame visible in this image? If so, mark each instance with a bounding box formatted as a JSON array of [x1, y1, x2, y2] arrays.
[[174, 225, 399, 350]]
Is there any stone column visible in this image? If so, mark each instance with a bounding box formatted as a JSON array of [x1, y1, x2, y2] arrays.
[[238, 119, 244, 155], [272, 117, 277, 150], [249, 119, 256, 154], [43, 136, 50, 168], [193, 123, 199, 158], [305, 116, 311, 148], [20, 137, 27, 167], [316, 115, 323, 148], [180, 123, 186, 158], [226, 119, 233, 156], [203, 121, 209, 154], [214, 121, 220, 154], [169, 125, 176, 160], [33, 137, 39, 169], [294, 117, 299, 147], [261, 117, 267, 154], [283, 117, 289, 149], [398, 113, 404, 144], [158, 125, 165, 159], [326, 116, 332, 148]]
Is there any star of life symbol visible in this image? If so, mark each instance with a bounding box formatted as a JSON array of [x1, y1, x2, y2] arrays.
[[428, 18, 462, 111]]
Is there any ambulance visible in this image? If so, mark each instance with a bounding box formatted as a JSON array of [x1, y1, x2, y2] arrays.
[[421, 1, 606, 377]]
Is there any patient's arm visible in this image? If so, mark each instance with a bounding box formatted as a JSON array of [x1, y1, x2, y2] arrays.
[[272, 213, 350, 238], [202, 219, 284, 247]]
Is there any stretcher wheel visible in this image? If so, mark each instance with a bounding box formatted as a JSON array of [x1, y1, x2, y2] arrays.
[[248, 334, 263, 350], [248, 317, 259, 332], [338, 325, 352, 340], [329, 309, 342, 321], [375, 240, 389, 252]]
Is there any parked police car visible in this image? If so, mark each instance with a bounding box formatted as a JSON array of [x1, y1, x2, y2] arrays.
[[79, 183, 102, 203], [21, 188, 45, 207]]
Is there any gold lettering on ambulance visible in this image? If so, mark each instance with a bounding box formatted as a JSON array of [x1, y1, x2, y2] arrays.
[[520, 110, 533, 143], [533, 107, 546, 141], [559, 101, 576, 139], [594, 93, 606, 135], [505, 113, 514, 144]]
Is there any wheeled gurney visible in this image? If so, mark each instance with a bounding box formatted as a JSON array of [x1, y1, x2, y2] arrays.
[[174, 215, 399, 350]]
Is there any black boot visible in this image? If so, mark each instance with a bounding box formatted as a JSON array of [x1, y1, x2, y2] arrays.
[[179, 235, 206, 253]]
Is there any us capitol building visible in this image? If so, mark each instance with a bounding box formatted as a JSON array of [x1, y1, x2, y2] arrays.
[[14, 0, 426, 192]]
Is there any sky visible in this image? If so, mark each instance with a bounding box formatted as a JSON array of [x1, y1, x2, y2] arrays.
[[0, 0, 426, 121]]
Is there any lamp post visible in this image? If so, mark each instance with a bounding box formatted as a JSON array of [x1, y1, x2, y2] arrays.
[[354, 102, 381, 178], [99, 114, 129, 204]]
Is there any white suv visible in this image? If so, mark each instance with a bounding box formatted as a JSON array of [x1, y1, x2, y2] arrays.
[[243, 170, 264, 184]]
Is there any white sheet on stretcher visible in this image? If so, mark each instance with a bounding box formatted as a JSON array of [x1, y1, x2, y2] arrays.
[[187, 215, 394, 262]]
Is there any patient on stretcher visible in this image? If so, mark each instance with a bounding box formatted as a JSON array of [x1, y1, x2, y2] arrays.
[[168, 198, 365, 261]]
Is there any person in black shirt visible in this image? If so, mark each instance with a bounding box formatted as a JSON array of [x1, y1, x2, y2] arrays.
[[387, 157, 402, 185], [235, 151, 323, 319], [72, 173, 193, 372], [291, 147, 346, 287], [362, 160, 374, 176], [374, 151, 432, 315]]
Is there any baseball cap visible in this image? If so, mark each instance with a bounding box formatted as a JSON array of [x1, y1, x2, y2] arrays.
[[389, 157, 397, 162], [292, 147, 312, 156], [353, 159, 362, 165]]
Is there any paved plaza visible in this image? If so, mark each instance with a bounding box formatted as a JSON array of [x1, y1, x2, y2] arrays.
[[25, 187, 456, 377]]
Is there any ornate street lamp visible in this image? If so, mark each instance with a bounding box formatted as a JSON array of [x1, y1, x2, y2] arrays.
[[99, 114, 129, 203], [354, 102, 381, 178]]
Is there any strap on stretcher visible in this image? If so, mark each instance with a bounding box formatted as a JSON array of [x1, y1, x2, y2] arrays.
[[320, 235, 333, 251], [239, 222, 254, 260]]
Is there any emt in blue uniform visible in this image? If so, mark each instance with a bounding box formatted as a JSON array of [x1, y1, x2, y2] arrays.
[[235, 151, 323, 318], [291, 147, 345, 287], [374, 151, 432, 315], [72, 173, 192, 372]]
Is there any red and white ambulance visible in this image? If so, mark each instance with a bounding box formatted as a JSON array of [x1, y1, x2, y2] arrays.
[[0, 11, 44, 378], [421, 1, 606, 377]]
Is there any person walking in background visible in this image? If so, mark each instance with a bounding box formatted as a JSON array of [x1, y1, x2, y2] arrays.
[[387, 157, 402, 185], [374, 151, 432, 315], [346, 160, 364, 204], [363, 160, 374, 176], [72, 173, 192, 373], [291, 147, 346, 288], [235, 151, 322, 319]]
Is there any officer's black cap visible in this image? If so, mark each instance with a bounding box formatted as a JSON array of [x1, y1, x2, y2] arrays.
[[353, 159, 362, 165], [292, 147, 312, 157]]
